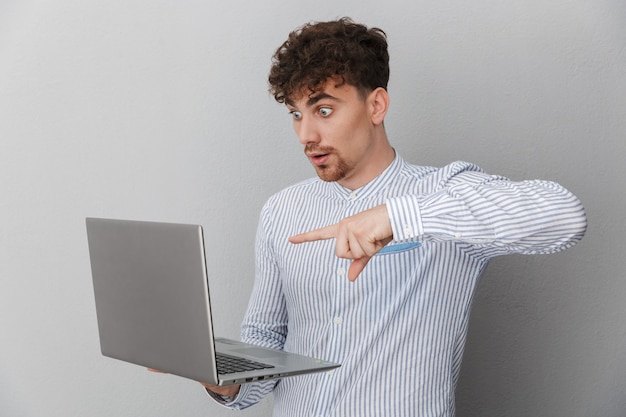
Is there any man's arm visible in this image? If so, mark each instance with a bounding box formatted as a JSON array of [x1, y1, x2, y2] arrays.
[[290, 166, 587, 281]]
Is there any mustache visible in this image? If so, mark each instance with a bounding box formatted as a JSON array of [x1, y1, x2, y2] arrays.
[[304, 144, 335, 154]]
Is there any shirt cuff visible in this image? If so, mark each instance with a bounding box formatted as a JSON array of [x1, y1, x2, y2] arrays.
[[385, 195, 424, 242], [205, 384, 248, 409], [205, 388, 234, 404]]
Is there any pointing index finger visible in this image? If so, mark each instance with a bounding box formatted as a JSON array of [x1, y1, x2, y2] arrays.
[[289, 224, 339, 244]]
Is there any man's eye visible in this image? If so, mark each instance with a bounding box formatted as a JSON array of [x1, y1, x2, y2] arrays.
[[319, 107, 333, 117], [290, 111, 302, 120]]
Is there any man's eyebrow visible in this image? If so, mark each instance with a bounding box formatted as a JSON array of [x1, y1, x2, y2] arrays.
[[306, 93, 337, 107], [286, 93, 338, 109]]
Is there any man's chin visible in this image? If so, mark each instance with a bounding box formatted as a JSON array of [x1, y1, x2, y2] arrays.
[[315, 166, 345, 183]]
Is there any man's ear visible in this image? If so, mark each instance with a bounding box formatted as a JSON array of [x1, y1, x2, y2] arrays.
[[369, 87, 390, 126]]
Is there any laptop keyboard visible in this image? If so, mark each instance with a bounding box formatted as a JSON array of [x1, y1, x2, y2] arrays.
[[216, 352, 275, 375]]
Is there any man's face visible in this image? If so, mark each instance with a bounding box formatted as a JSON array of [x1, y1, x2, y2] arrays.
[[286, 81, 380, 189]]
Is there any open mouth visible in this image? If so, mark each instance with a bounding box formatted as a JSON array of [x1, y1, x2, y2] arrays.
[[305, 145, 334, 167], [309, 153, 330, 166]]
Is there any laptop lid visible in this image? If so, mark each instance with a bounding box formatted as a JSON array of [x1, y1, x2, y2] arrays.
[[85, 217, 339, 386]]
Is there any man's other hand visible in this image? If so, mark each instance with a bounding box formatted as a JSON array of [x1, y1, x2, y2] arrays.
[[147, 368, 240, 398]]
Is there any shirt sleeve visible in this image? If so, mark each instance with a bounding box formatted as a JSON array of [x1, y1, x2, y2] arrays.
[[386, 161, 587, 258]]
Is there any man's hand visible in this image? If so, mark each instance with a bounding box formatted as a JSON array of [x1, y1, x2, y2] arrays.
[[147, 368, 240, 398], [199, 382, 241, 398], [289, 204, 393, 281]]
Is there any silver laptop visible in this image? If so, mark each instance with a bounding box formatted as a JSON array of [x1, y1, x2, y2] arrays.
[[85, 217, 339, 386]]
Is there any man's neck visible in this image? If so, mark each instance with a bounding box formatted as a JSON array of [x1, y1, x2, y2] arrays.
[[337, 141, 396, 190]]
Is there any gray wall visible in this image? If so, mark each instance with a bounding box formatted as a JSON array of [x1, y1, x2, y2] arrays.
[[1, 1, 624, 416]]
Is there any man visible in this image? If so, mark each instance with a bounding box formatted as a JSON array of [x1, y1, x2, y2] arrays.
[[204, 17, 587, 416]]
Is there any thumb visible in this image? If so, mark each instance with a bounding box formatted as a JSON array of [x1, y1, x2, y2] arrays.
[[347, 257, 371, 282]]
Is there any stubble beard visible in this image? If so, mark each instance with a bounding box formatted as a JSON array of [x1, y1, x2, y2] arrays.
[[315, 158, 350, 182], [305, 145, 351, 183]]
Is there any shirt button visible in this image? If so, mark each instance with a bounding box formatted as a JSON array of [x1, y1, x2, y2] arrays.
[[455, 232, 462, 239], [403, 226, 413, 236], [337, 267, 345, 277], [333, 317, 342, 325], [349, 191, 357, 200]]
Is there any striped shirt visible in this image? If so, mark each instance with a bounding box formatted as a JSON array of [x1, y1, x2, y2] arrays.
[[214, 154, 586, 416]]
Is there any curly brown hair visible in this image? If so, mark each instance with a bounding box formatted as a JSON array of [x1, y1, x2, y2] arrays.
[[268, 17, 389, 103]]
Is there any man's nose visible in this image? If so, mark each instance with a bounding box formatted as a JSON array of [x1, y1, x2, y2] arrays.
[[296, 116, 320, 145]]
